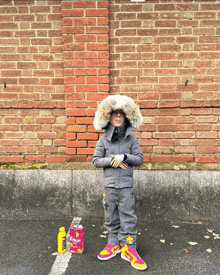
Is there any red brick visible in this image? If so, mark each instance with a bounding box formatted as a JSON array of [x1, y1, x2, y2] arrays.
[[73, 1, 95, 8], [3, 156, 24, 163], [86, 27, 108, 34], [66, 155, 88, 162], [63, 42, 85, 51], [66, 109, 86, 117], [86, 9, 108, 17], [75, 52, 97, 59], [24, 155, 45, 163], [172, 155, 194, 162], [151, 155, 172, 162], [158, 101, 180, 108], [66, 133, 76, 140], [87, 59, 109, 68], [67, 125, 87, 132], [37, 133, 57, 139], [66, 148, 76, 155], [143, 155, 150, 162], [62, 26, 84, 35], [195, 156, 216, 163], [1, 140, 20, 146], [31, 38, 52, 45], [36, 118, 55, 124], [157, 125, 179, 132], [63, 60, 85, 68], [88, 141, 97, 148], [199, 36, 220, 43], [196, 147, 218, 154], [87, 76, 109, 84], [74, 35, 96, 43], [155, 4, 175, 11], [66, 118, 75, 124], [87, 43, 108, 51], [67, 140, 87, 148], [97, 1, 108, 8], [61, 1, 72, 9], [74, 18, 96, 26], [6, 146, 25, 153], [98, 18, 108, 25], [45, 156, 65, 163], [181, 100, 203, 108], [154, 117, 175, 124], [62, 10, 84, 17], [76, 117, 94, 125], [196, 132, 218, 139], [75, 85, 98, 92], [176, 117, 196, 124], [65, 94, 85, 101], [77, 133, 98, 140], [65, 76, 85, 84], [77, 148, 94, 155], [34, 102, 54, 109], [153, 133, 173, 139]]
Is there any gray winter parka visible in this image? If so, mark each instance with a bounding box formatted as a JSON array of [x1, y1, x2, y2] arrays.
[[93, 124, 143, 188]]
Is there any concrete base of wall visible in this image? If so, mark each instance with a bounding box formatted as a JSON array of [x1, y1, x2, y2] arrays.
[[0, 170, 219, 221]]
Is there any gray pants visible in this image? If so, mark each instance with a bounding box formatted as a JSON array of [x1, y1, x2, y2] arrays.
[[103, 187, 137, 248]]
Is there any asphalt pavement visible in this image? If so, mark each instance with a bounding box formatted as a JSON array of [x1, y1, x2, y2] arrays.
[[0, 213, 220, 275]]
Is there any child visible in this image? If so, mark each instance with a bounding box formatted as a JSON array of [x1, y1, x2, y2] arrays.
[[93, 95, 147, 271]]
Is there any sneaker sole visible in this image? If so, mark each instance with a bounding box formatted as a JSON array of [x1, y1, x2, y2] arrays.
[[121, 254, 147, 271], [98, 249, 121, 261]]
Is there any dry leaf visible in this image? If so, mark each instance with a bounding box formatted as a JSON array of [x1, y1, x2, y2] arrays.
[[207, 228, 214, 233], [197, 221, 203, 224], [188, 242, 198, 246], [184, 248, 189, 253], [213, 233, 219, 238], [160, 239, 165, 244]]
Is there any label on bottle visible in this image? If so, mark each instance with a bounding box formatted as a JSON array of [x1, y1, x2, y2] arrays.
[[62, 236, 66, 250]]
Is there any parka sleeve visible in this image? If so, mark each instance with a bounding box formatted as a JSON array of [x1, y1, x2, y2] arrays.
[[125, 136, 143, 167], [93, 137, 112, 168]]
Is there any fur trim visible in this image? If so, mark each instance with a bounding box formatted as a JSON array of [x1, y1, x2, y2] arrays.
[[93, 95, 143, 130]]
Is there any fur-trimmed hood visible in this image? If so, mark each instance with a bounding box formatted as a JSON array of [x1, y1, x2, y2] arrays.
[[93, 95, 143, 130]]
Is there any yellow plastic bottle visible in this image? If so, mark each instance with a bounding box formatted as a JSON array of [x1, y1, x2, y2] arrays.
[[57, 227, 67, 253]]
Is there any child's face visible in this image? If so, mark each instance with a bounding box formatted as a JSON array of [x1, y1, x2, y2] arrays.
[[110, 109, 125, 127]]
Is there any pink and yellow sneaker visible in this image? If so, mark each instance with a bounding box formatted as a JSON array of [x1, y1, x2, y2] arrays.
[[98, 243, 121, 261], [121, 244, 147, 270]]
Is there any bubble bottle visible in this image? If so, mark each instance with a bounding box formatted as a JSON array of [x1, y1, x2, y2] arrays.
[[58, 227, 67, 253]]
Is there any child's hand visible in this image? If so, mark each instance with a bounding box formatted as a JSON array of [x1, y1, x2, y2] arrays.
[[111, 155, 124, 167], [118, 161, 128, 169]]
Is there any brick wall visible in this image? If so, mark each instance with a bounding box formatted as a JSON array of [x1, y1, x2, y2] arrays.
[[0, 0, 220, 165], [109, 0, 220, 163], [0, 0, 65, 163], [62, 0, 109, 162]]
